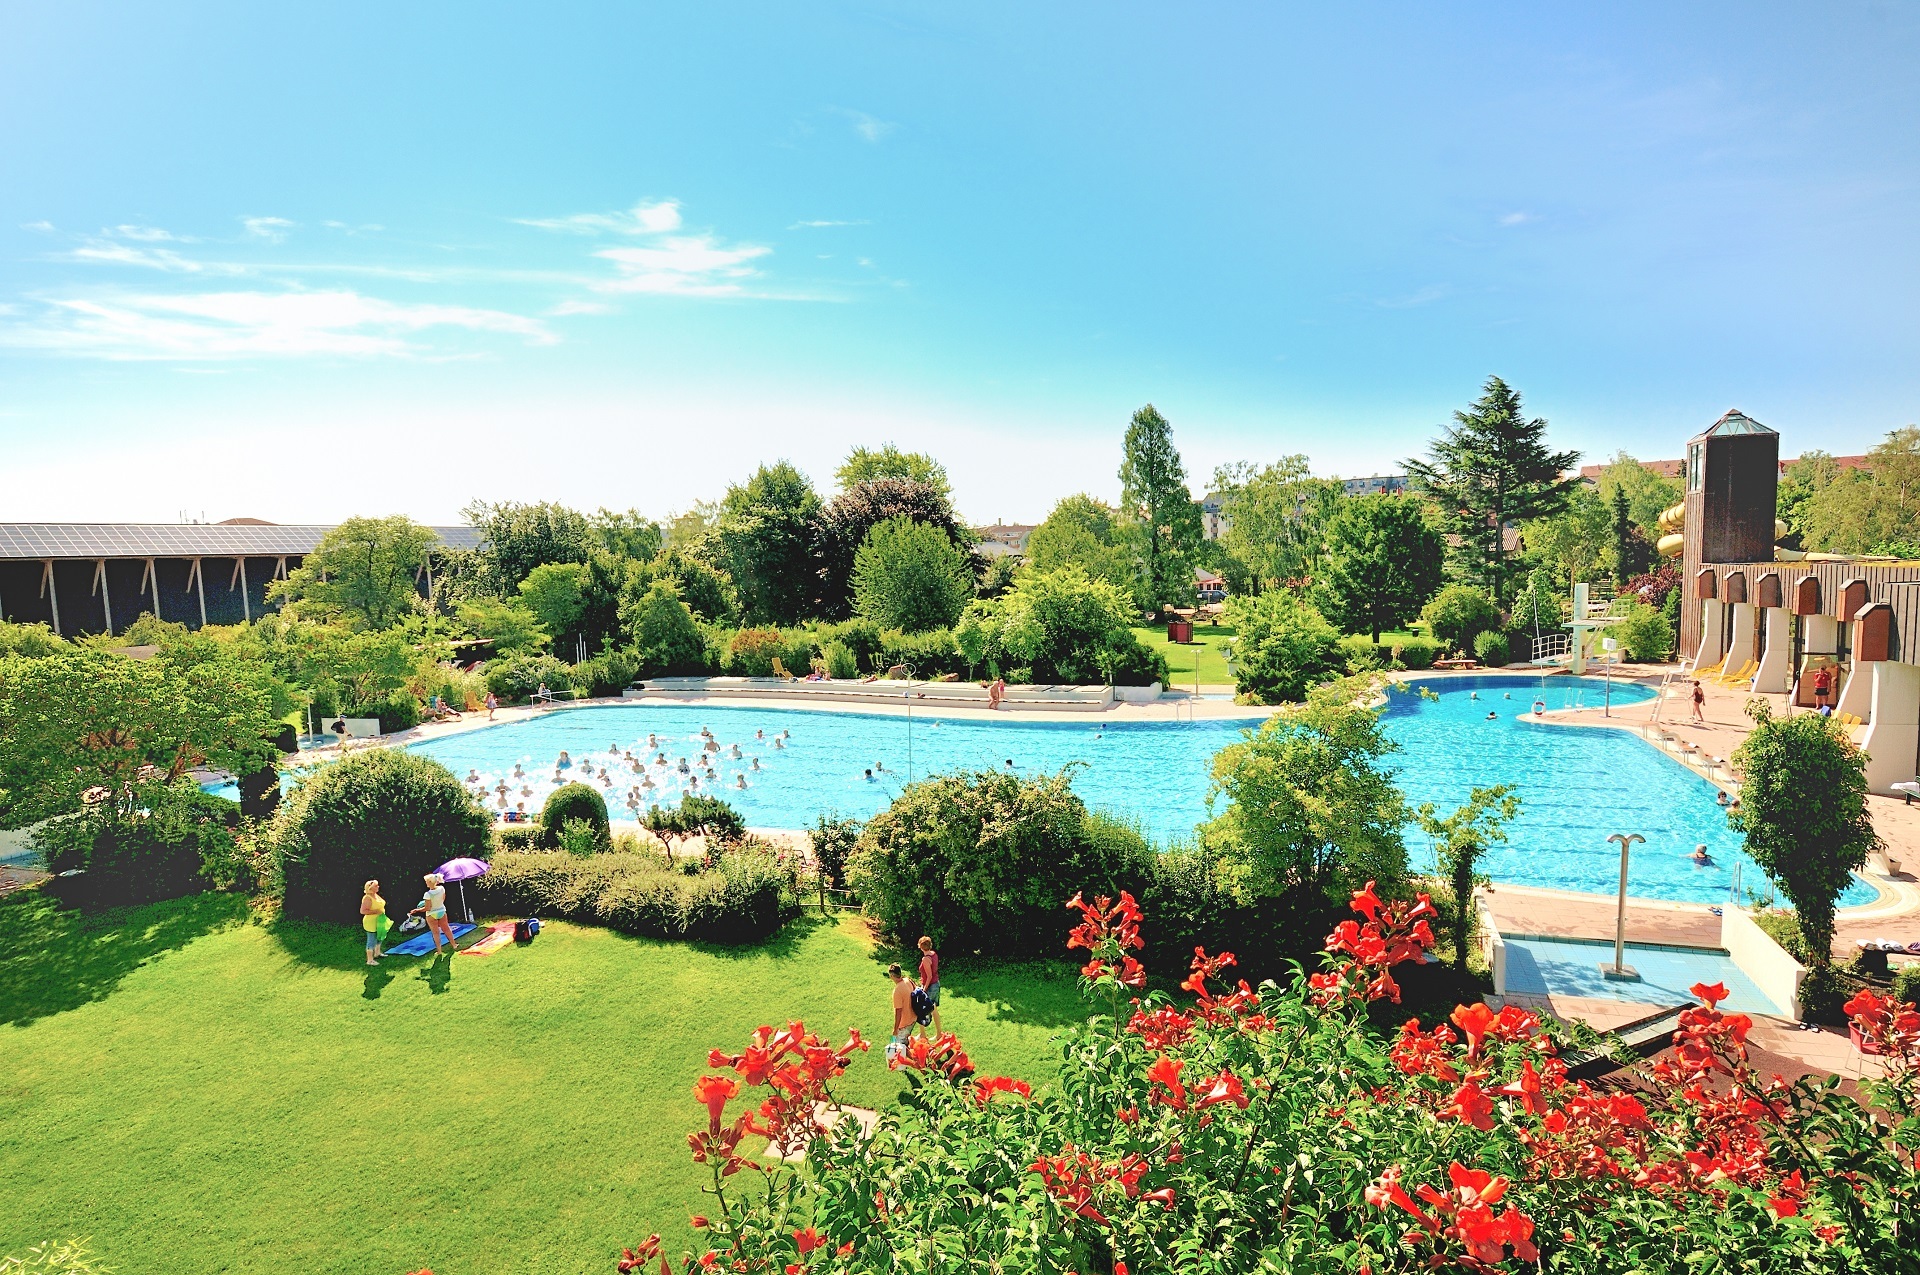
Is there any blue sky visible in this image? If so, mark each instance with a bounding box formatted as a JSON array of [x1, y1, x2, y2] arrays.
[[2, 3, 1916, 526]]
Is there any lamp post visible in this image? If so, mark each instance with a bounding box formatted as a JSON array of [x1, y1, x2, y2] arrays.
[[901, 662, 918, 782], [1602, 833, 1644, 981]]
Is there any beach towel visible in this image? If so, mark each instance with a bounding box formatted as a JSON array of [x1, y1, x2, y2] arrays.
[[381, 923, 478, 957], [460, 921, 517, 957]]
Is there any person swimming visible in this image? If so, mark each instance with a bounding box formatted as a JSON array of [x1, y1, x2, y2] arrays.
[[750, 756, 760, 770], [755, 728, 765, 740], [774, 736, 785, 749], [677, 757, 690, 773], [875, 761, 886, 772], [466, 768, 481, 783], [1690, 844, 1713, 865], [557, 751, 572, 769], [1470, 692, 1479, 700], [864, 768, 876, 782], [1715, 790, 1731, 807], [512, 762, 526, 778], [1486, 711, 1498, 720], [1503, 693, 1511, 700], [735, 774, 748, 789], [729, 743, 742, 758], [647, 733, 658, 748]]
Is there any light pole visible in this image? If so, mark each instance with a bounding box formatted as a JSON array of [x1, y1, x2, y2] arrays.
[[901, 662, 918, 782], [1602, 833, 1644, 981]]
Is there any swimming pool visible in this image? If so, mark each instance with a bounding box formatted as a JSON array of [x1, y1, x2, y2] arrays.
[[271, 673, 1870, 907], [410, 705, 1245, 847], [1382, 674, 1877, 907]]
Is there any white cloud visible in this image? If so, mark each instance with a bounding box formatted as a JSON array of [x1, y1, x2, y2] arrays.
[[548, 299, 614, 316], [790, 219, 870, 228], [1498, 211, 1534, 227], [517, 199, 684, 236], [0, 288, 554, 360], [592, 235, 771, 296], [114, 225, 179, 242], [21, 220, 55, 233], [65, 240, 234, 274], [243, 216, 296, 242], [830, 108, 896, 143]]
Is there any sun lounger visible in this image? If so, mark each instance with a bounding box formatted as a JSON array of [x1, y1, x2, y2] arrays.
[[769, 658, 799, 682], [1891, 780, 1920, 805], [1713, 660, 1757, 685]]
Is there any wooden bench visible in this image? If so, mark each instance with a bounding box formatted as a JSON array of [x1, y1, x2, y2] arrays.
[[1432, 658, 1478, 671]]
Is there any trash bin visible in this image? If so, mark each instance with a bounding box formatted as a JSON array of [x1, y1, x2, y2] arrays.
[[1167, 618, 1192, 644]]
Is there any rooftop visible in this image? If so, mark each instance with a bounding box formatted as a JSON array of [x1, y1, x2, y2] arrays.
[[0, 522, 484, 559]]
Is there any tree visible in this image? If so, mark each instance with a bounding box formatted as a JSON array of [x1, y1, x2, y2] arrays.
[[965, 566, 1166, 686], [814, 477, 975, 620], [1406, 376, 1580, 603], [1024, 494, 1140, 602], [851, 517, 976, 633], [1118, 405, 1203, 612], [1415, 785, 1520, 973], [1316, 494, 1445, 642], [1420, 584, 1500, 655], [0, 648, 282, 828], [1729, 701, 1880, 975], [1211, 457, 1345, 593], [588, 507, 664, 561], [1777, 451, 1842, 549], [835, 444, 952, 501], [712, 463, 823, 625], [515, 561, 588, 652], [454, 598, 548, 655], [1613, 603, 1674, 663], [621, 580, 708, 676], [459, 499, 593, 594], [1610, 484, 1653, 584], [1798, 428, 1920, 555], [1520, 482, 1611, 590], [628, 551, 735, 624], [1594, 453, 1681, 541], [1201, 684, 1408, 914], [270, 515, 437, 629], [1222, 591, 1343, 704]]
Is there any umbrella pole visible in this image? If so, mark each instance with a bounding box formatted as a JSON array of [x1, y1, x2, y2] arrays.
[[460, 879, 471, 924]]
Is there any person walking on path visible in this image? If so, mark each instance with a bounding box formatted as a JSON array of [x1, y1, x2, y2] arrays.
[[419, 873, 456, 954], [916, 936, 942, 1037], [485, 691, 498, 721], [361, 880, 388, 965], [1689, 679, 1706, 724], [886, 963, 914, 1059]]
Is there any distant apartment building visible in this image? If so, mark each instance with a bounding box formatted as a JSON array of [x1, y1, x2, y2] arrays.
[[975, 523, 1037, 558], [1200, 474, 1408, 541]]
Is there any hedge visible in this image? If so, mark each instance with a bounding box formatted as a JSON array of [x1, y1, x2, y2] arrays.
[[33, 780, 240, 910], [475, 846, 799, 944], [275, 749, 494, 922], [539, 782, 610, 849]]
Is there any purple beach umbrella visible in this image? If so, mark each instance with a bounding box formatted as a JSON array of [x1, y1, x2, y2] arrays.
[[436, 857, 489, 923]]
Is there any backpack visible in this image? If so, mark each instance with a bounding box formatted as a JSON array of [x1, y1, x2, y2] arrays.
[[514, 917, 541, 943], [910, 986, 933, 1026]]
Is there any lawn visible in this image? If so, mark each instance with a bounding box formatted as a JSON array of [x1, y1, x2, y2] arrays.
[[1133, 623, 1236, 687], [0, 890, 1085, 1275]]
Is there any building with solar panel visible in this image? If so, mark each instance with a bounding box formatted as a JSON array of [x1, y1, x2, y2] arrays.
[[0, 520, 482, 636]]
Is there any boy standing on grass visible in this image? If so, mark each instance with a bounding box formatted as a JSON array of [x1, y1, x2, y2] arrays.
[[886, 963, 913, 1059]]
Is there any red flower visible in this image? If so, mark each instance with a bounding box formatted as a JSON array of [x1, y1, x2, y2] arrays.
[[1438, 1080, 1497, 1131], [974, 1075, 1032, 1106], [1146, 1054, 1187, 1110], [1691, 981, 1728, 1010], [617, 1236, 662, 1274], [1350, 880, 1383, 922], [1768, 1169, 1805, 1220], [1192, 1070, 1250, 1111], [1451, 1002, 1494, 1059], [694, 1074, 740, 1129], [793, 1227, 826, 1254]]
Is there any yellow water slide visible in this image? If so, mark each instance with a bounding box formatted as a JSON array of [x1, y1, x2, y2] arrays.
[[1654, 503, 1844, 562]]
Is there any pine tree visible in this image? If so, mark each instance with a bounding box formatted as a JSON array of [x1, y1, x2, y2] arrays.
[[1405, 377, 1580, 604], [1610, 484, 1648, 585], [1118, 404, 1202, 612]]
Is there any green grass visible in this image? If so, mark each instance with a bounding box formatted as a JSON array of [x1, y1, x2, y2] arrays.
[[1133, 623, 1236, 686], [0, 890, 1084, 1275]]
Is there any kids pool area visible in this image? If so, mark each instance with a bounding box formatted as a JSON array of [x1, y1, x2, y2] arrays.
[[389, 672, 1874, 907]]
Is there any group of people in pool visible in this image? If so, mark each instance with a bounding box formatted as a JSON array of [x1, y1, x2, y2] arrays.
[[462, 725, 793, 821]]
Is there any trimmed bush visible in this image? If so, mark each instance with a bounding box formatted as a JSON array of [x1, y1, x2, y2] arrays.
[[879, 627, 966, 679], [821, 639, 860, 679], [1421, 584, 1499, 655], [574, 648, 640, 698], [275, 750, 493, 922], [1472, 629, 1511, 667], [33, 780, 238, 910], [539, 782, 610, 850], [475, 846, 799, 943], [485, 653, 573, 702], [1225, 591, 1342, 704], [722, 627, 798, 678], [496, 825, 540, 853], [1390, 638, 1438, 670], [344, 689, 421, 734], [1615, 603, 1674, 663], [1893, 961, 1920, 1006], [848, 769, 1145, 957]]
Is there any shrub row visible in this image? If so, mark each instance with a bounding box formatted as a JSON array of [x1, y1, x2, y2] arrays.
[[1334, 634, 1440, 671], [475, 847, 799, 944]]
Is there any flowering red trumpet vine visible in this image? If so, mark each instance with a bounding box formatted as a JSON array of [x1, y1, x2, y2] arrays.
[[1030, 1144, 1170, 1228], [1367, 1162, 1539, 1266], [886, 1030, 972, 1079], [1317, 881, 1437, 1006], [1066, 890, 1147, 989]]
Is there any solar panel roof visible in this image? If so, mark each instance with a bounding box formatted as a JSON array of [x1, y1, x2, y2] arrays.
[[0, 524, 483, 559]]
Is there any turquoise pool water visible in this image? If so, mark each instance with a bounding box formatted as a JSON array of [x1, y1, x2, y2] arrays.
[[410, 705, 1245, 847], [1382, 674, 1876, 907], [1503, 936, 1787, 1017], [236, 673, 1870, 907]]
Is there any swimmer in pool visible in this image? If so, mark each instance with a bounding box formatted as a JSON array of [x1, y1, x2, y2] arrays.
[[677, 757, 690, 773], [513, 763, 525, 778], [700, 726, 712, 739], [557, 751, 572, 769], [647, 733, 658, 748], [1471, 692, 1478, 700], [755, 729, 765, 740], [1503, 693, 1510, 700], [1715, 790, 1731, 807], [774, 737, 785, 749], [1004, 759, 1015, 770], [735, 774, 748, 789], [466, 768, 481, 783], [750, 756, 760, 770], [864, 769, 876, 782], [1486, 711, 1498, 720], [875, 761, 886, 772], [729, 744, 742, 758], [1689, 845, 1713, 866]]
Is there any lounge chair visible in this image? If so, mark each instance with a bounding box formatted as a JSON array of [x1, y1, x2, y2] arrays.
[[1714, 659, 1757, 685], [1692, 654, 1728, 678], [769, 658, 798, 682]]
